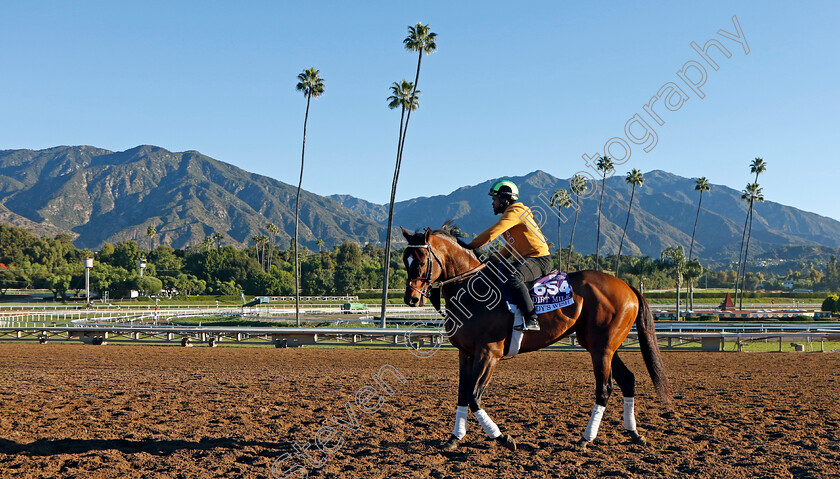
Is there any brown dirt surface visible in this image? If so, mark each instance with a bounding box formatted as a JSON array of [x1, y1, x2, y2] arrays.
[[0, 344, 839, 478]]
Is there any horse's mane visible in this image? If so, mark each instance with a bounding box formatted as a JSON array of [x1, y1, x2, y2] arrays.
[[430, 221, 478, 259], [405, 221, 476, 259], [431, 220, 461, 240]]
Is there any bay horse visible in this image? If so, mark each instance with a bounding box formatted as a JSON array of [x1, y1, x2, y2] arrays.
[[400, 226, 672, 451]]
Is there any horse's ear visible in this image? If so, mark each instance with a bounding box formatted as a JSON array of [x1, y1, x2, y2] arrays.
[[423, 228, 431, 243], [401, 227, 411, 240]]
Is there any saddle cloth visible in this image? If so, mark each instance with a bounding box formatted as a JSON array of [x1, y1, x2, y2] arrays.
[[502, 270, 575, 316], [531, 271, 575, 314]]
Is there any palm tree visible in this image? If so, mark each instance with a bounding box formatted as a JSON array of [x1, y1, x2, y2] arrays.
[[595, 156, 614, 270], [739, 182, 764, 309], [316, 239, 324, 253], [213, 232, 223, 250], [380, 23, 437, 329], [252, 235, 263, 267], [266, 223, 279, 272], [400, 23, 437, 161], [549, 189, 572, 270], [688, 177, 710, 261], [295, 67, 325, 326], [203, 236, 215, 253], [381, 80, 420, 326], [146, 225, 156, 253], [259, 234, 269, 271], [734, 158, 766, 306], [661, 246, 686, 320], [568, 174, 588, 271], [615, 169, 644, 275]]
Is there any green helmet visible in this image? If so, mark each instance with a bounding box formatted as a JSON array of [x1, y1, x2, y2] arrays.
[[488, 180, 519, 200]]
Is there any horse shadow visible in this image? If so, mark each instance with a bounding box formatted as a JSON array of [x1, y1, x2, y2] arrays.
[[0, 437, 291, 457]]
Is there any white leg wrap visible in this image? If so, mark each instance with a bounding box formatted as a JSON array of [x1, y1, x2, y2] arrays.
[[506, 329, 524, 358], [583, 404, 606, 442], [623, 397, 637, 431], [473, 409, 502, 439], [452, 406, 469, 439]]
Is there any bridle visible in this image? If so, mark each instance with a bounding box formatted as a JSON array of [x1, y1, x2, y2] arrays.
[[405, 244, 444, 299], [405, 241, 486, 300]]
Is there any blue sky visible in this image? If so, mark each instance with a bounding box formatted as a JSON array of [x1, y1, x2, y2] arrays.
[[1, 1, 838, 221]]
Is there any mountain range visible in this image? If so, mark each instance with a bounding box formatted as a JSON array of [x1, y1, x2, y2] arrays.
[[1, 145, 839, 265]]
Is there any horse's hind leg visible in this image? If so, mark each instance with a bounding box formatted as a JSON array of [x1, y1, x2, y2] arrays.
[[612, 352, 646, 445]]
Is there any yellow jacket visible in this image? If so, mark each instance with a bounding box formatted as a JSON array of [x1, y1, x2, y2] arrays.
[[467, 202, 550, 258]]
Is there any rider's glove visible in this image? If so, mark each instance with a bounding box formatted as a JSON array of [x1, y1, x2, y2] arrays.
[[456, 237, 473, 250]]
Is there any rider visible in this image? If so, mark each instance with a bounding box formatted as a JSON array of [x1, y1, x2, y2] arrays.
[[458, 180, 552, 331]]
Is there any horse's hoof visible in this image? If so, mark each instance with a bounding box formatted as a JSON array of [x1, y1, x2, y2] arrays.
[[576, 438, 589, 451], [442, 435, 459, 450], [495, 434, 517, 451], [628, 430, 647, 445]]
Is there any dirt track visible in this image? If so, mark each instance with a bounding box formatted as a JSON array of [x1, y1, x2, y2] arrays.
[[0, 344, 838, 478]]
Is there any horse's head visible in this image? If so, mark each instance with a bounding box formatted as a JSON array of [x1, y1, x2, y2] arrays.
[[401, 227, 442, 307]]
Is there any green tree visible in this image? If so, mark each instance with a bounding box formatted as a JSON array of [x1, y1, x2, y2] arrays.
[[0, 268, 22, 295], [110, 241, 142, 271], [335, 241, 362, 295], [822, 294, 839, 313], [616, 169, 644, 275], [213, 232, 224, 250], [244, 271, 283, 296], [135, 276, 163, 296], [549, 189, 572, 270], [149, 246, 183, 277], [294, 67, 325, 326], [175, 273, 206, 296], [46, 274, 72, 300], [595, 156, 615, 270]]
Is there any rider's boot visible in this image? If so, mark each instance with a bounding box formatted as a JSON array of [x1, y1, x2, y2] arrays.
[[520, 292, 540, 331], [512, 301, 540, 331], [522, 313, 540, 331]]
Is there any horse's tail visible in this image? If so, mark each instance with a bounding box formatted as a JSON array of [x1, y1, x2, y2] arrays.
[[631, 286, 673, 408]]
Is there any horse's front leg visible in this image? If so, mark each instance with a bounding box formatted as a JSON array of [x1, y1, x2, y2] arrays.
[[443, 350, 473, 450], [444, 349, 515, 451]]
